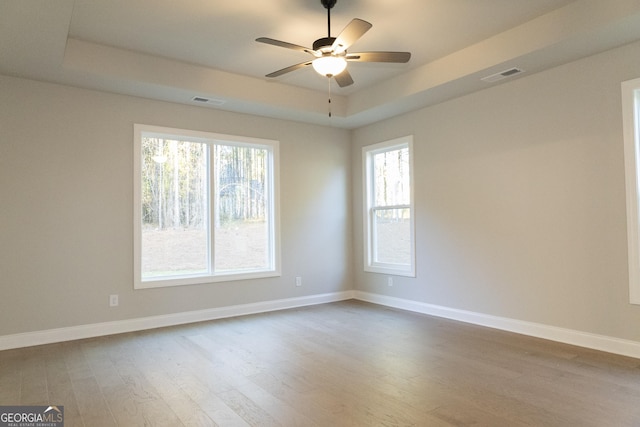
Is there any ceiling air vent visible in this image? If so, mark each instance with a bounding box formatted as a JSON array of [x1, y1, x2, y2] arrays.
[[481, 67, 524, 83], [191, 96, 226, 106]]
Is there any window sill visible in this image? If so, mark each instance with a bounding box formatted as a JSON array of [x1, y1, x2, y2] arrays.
[[135, 270, 281, 289]]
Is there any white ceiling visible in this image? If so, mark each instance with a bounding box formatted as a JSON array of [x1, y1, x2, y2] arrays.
[[2, 0, 640, 128]]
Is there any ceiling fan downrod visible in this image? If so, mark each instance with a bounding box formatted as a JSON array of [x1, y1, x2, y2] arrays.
[[321, 0, 337, 37]]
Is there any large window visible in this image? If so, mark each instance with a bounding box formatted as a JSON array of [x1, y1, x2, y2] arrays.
[[134, 124, 280, 289], [363, 136, 415, 276], [623, 78, 640, 304]]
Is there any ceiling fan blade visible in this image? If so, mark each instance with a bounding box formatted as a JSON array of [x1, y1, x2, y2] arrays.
[[265, 61, 313, 78], [331, 18, 372, 54], [334, 69, 354, 87], [346, 51, 411, 63], [256, 37, 318, 56]]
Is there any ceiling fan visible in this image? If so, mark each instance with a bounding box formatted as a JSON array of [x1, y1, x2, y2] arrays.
[[256, 0, 411, 88]]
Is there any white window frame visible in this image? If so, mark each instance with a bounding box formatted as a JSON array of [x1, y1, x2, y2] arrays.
[[363, 136, 416, 277], [623, 78, 640, 304], [133, 124, 281, 289]]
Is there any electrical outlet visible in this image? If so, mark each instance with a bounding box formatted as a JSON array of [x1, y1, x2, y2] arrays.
[[295, 276, 302, 287], [109, 294, 119, 307], [388, 277, 394, 287]]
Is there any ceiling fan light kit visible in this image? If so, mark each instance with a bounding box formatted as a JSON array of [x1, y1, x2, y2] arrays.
[[312, 55, 347, 77], [256, 0, 411, 87]]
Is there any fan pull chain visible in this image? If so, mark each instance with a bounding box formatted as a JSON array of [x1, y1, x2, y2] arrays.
[[328, 77, 332, 118]]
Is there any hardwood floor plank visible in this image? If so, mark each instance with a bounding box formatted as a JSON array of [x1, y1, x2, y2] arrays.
[[246, 372, 339, 426], [429, 403, 527, 427], [217, 389, 280, 426], [108, 340, 186, 426], [143, 334, 251, 426], [2, 300, 640, 426], [143, 371, 217, 427], [80, 339, 153, 426], [0, 350, 21, 405], [100, 383, 157, 426], [19, 346, 48, 405], [44, 346, 83, 426], [234, 382, 319, 427], [70, 376, 116, 426]]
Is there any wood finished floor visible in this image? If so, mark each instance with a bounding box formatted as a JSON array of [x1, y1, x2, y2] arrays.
[[1, 300, 640, 426]]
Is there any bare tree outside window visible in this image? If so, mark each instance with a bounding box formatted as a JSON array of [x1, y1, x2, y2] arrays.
[[134, 125, 279, 288], [364, 136, 415, 276], [371, 146, 411, 265], [213, 144, 271, 272], [141, 138, 209, 278]]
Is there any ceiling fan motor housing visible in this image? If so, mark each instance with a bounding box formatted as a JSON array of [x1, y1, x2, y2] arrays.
[[313, 37, 337, 52]]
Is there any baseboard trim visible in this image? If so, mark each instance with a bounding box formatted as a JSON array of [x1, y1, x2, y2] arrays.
[[354, 291, 640, 359], [6, 290, 639, 359], [0, 291, 355, 351]]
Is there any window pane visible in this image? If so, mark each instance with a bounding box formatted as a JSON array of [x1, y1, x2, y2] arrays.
[[373, 147, 410, 206], [214, 144, 271, 272], [141, 137, 209, 278], [373, 208, 411, 265]]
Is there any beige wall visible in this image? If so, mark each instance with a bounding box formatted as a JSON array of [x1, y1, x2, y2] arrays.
[[0, 76, 352, 335], [352, 40, 640, 342], [4, 39, 640, 344]]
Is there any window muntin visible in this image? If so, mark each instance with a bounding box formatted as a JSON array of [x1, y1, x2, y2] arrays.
[[363, 136, 415, 276], [134, 125, 280, 289], [622, 78, 640, 304]]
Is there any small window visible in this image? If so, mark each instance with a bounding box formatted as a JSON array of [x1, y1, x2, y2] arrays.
[[363, 136, 415, 276], [133, 124, 280, 289], [623, 78, 640, 304]]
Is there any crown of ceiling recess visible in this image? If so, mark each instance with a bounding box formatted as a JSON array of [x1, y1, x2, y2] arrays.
[[1, 0, 640, 128]]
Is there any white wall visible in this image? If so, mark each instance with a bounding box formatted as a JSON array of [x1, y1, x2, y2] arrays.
[[0, 76, 352, 336], [352, 40, 640, 342]]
